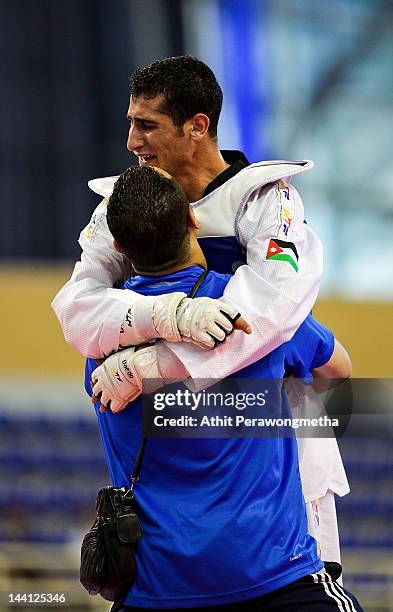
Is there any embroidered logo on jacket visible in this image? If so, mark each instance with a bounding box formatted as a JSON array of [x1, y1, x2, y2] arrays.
[[265, 238, 299, 273]]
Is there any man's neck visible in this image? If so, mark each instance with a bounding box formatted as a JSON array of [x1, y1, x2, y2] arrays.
[[179, 146, 230, 202], [135, 258, 206, 278], [134, 241, 206, 277]]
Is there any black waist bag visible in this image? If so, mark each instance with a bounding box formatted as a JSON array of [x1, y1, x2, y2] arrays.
[[80, 485, 143, 601]]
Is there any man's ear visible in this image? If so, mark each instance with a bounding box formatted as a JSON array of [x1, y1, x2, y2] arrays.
[[188, 113, 210, 140], [113, 239, 124, 254], [188, 206, 200, 230]]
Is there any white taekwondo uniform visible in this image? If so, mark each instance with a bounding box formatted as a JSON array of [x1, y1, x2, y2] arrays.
[[52, 159, 349, 567]]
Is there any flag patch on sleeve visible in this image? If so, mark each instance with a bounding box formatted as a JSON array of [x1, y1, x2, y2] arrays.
[[265, 238, 299, 272]]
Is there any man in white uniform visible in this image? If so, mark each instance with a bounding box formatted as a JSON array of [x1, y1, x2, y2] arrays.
[[52, 56, 348, 576]]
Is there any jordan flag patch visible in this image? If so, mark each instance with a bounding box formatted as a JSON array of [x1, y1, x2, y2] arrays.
[[265, 238, 299, 272]]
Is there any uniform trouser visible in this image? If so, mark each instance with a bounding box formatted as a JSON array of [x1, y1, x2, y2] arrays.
[[306, 489, 343, 585], [110, 570, 363, 611]]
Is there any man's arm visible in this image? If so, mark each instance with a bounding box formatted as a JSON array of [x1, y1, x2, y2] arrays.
[[313, 339, 352, 379], [311, 338, 352, 398], [166, 181, 323, 388]]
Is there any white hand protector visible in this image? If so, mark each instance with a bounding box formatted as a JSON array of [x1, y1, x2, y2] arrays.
[[152, 292, 186, 342], [121, 293, 240, 350], [120, 293, 186, 347], [91, 345, 164, 413], [176, 298, 240, 349]]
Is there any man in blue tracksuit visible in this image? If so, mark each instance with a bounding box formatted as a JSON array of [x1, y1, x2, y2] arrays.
[[86, 167, 362, 611]]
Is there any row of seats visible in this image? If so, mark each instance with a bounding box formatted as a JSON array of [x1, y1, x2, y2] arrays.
[[0, 413, 391, 545]]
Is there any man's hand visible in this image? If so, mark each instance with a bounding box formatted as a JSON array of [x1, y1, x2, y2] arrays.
[[175, 297, 249, 349], [91, 344, 163, 413], [122, 293, 251, 351]]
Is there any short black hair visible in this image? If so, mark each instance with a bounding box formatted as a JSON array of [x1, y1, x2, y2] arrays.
[[107, 167, 190, 272], [129, 55, 222, 139]]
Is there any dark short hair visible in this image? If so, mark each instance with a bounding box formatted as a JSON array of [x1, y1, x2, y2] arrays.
[[129, 55, 222, 139], [107, 167, 190, 271]]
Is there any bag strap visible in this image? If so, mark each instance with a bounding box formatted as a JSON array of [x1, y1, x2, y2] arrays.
[[126, 268, 209, 496], [127, 436, 147, 496], [188, 268, 208, 298]]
